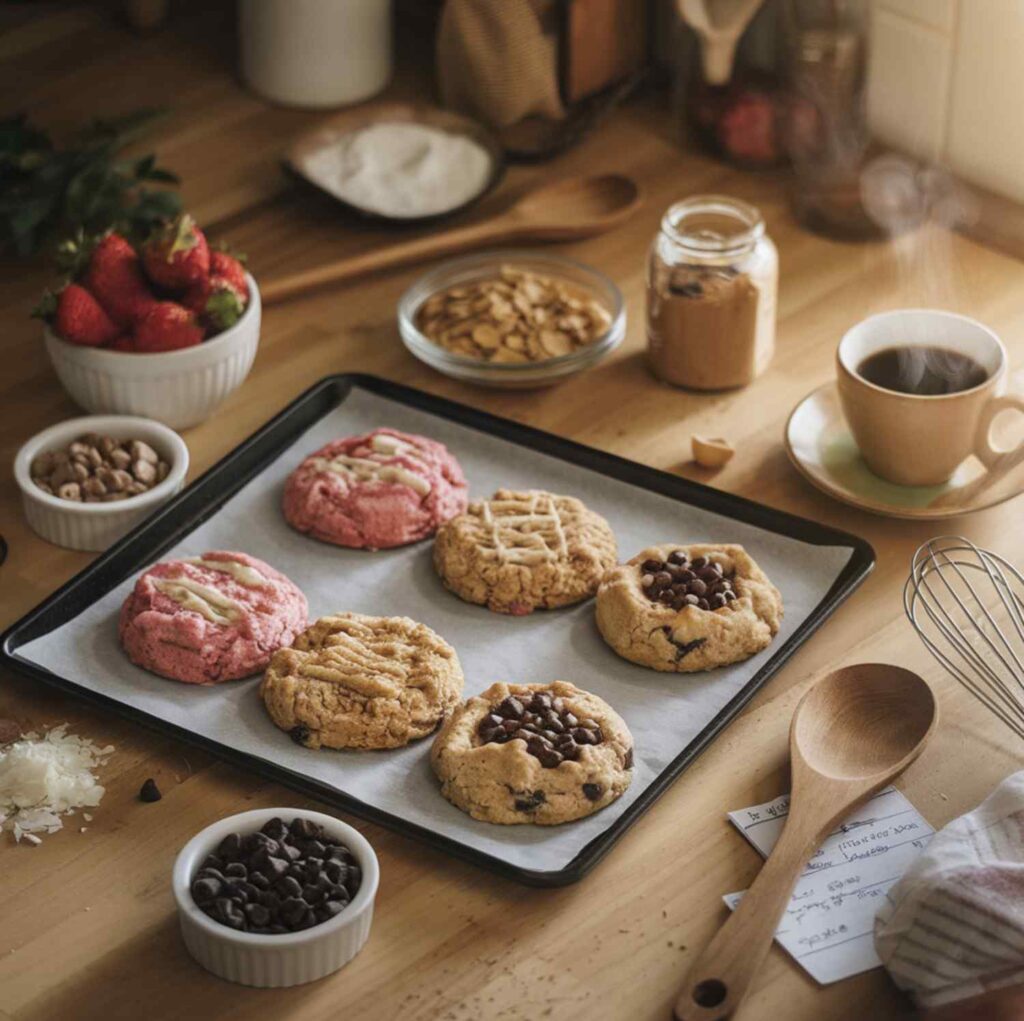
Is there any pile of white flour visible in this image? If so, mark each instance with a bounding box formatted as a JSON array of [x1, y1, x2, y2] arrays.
[[304, 121, 494, 218]]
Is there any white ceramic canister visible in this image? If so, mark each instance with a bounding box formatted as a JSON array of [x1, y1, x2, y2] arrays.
[[239, 0, 392, 109]]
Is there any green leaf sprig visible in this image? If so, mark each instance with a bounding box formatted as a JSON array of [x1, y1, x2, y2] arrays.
[[0, 108, 181, 257]]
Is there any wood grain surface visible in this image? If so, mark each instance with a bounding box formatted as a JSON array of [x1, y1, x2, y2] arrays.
[[1, 6, 1022, 1021]]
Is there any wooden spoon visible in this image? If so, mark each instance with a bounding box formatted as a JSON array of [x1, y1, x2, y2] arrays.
[[260, 174, 641, 305], [675, 663, 937, 1021]]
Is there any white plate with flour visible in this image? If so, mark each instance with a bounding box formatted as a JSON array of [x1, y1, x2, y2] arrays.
[[287, 103, 505, 223]]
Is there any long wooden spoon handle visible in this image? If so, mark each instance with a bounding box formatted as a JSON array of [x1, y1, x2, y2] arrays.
[[260, 219, 507, 305], [674, 813, 819, 1020]]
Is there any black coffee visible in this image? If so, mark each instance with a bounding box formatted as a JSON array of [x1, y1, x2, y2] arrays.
[[856, 345, 988, 396]]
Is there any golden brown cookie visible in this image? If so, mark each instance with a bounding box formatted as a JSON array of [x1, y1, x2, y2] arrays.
[[432, 489, 617, 615], [431, 681, 634, 825], [260, 613, 464, 749], [595, 543, 783, 672]]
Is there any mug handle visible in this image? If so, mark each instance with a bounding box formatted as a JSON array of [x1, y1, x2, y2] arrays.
[[974, 393, 1024, 470]]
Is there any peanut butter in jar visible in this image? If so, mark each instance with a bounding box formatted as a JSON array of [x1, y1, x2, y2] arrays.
[[647, 196, 777, 390]]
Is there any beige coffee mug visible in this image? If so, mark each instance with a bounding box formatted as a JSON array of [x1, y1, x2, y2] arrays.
[[837, 309, 1024, 486]]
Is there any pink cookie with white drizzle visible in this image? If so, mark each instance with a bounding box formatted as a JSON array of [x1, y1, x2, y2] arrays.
[[119, 551, 308, 685], [282, 428, 469, 550]]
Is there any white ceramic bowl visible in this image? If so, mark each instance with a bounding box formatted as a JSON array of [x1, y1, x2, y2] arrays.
[[44, 273, 261, 430], [173, 808, 378, 988], [13, 415, 189, 552]]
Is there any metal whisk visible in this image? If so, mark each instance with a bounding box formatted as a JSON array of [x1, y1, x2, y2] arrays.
[[905, 535, 1024, 741]]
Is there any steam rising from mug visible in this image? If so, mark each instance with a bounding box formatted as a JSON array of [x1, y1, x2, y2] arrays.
[[858, 155, 980, 390]]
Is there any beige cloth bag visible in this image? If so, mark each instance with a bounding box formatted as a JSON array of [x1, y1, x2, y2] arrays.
[[437, 0, 567, 128]]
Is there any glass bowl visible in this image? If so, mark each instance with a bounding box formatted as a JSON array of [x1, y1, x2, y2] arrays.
[[398, 251, 626, 388]]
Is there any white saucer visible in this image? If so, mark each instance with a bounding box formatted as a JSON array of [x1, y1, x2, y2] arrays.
[[785, 382, 1022, 520]]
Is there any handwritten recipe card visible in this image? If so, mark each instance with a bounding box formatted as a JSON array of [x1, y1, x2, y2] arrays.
[[723, 787, 934, 984]]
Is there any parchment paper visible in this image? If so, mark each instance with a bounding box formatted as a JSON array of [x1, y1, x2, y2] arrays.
[[17, 388, 856, 874]]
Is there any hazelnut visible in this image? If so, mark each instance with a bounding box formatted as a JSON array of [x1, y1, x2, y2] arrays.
[[82, 476, 107, 498], [156, 460, 170, 482], [130, 440, 159, 465], [86, 446, 103, 469], [68, 441, 90, 458], [132, 459, 156, 485], [98, 436, 117, 457], [57, 482, 82, 501], [71, 461, 90, 482], [109, 448, 132, 471], [691, 435, 735, 469]]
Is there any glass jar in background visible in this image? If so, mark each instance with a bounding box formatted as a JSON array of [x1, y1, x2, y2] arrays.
[[647, 196, 778, 390], [781, 0, 878, 238]]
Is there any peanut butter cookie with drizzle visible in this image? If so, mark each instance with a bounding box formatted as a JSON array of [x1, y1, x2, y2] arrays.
[[431, 681, 634, 825], [595, 543, 783, 672], [432, 489, 617, 614], [118, 551, 308, 685], [260, 613, 464, 750]]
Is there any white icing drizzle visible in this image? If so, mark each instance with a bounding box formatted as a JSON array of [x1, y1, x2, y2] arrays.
[[152, 577, 243, 624], [309, 434, 432, 496], [476, 492, 569, 565], [184, 556, 268, 588]]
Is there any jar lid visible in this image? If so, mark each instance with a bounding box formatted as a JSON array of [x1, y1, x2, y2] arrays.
[[661, 195, 765, 256]]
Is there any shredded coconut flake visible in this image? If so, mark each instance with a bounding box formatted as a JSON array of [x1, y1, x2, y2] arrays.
[[0, 724, 113, 844]]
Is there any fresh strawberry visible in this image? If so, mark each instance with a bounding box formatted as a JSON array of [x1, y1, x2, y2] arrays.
[[106, 335, 136, 352], [183, 274, 246, 333], [83, 233, 159, 327], [209, 250, 249, 301], [34, 284, 121, 347], [133, 301, 204, 353], [142, 214, 210, 291]]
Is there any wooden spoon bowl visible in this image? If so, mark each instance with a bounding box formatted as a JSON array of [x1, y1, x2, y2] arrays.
[[676, 664, 937, 1021]]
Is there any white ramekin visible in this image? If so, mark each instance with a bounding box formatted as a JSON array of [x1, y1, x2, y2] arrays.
[[172, 808, 379, 988], [13, 415, 189, 552], [43, 273, 260, 430]]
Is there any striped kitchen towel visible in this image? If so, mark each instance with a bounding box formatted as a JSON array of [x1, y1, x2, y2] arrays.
[[874, 771, 1024, 1008]]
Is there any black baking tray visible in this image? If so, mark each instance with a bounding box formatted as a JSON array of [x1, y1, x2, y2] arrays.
[[1, 374, 874, 886]]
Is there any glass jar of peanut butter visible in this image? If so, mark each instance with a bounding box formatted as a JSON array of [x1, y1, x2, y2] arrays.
[[647, 196, 777, 390]]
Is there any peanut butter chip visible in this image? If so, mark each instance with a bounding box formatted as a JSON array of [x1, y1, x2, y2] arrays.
[[415, 265, 611, 364]]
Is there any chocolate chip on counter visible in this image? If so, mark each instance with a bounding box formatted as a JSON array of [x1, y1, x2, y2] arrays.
[[191, 816, 362, 936], [582, 783, 604, 802], [289, 724, 311, 747], [640, 551, 737, 613], [477, 689, 604, 767], [139, 778, 162, 802]]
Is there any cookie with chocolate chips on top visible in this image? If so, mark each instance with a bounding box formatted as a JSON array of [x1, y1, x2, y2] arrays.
[[431, 681, 634, 825], [595, 543, 783, 672]]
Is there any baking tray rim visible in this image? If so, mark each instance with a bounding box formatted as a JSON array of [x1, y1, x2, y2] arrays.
[[0, 373, 875, 887]]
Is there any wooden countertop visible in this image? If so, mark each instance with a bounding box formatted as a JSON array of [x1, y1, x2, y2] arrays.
[[2, 7, 1022, 1021]]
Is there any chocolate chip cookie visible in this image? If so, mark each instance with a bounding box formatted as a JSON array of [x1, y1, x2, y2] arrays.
[[431, 681, 634, 825], [595, 543, 783, 672], [432, 489, 618, 615], [260, 613, 464, 750]]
